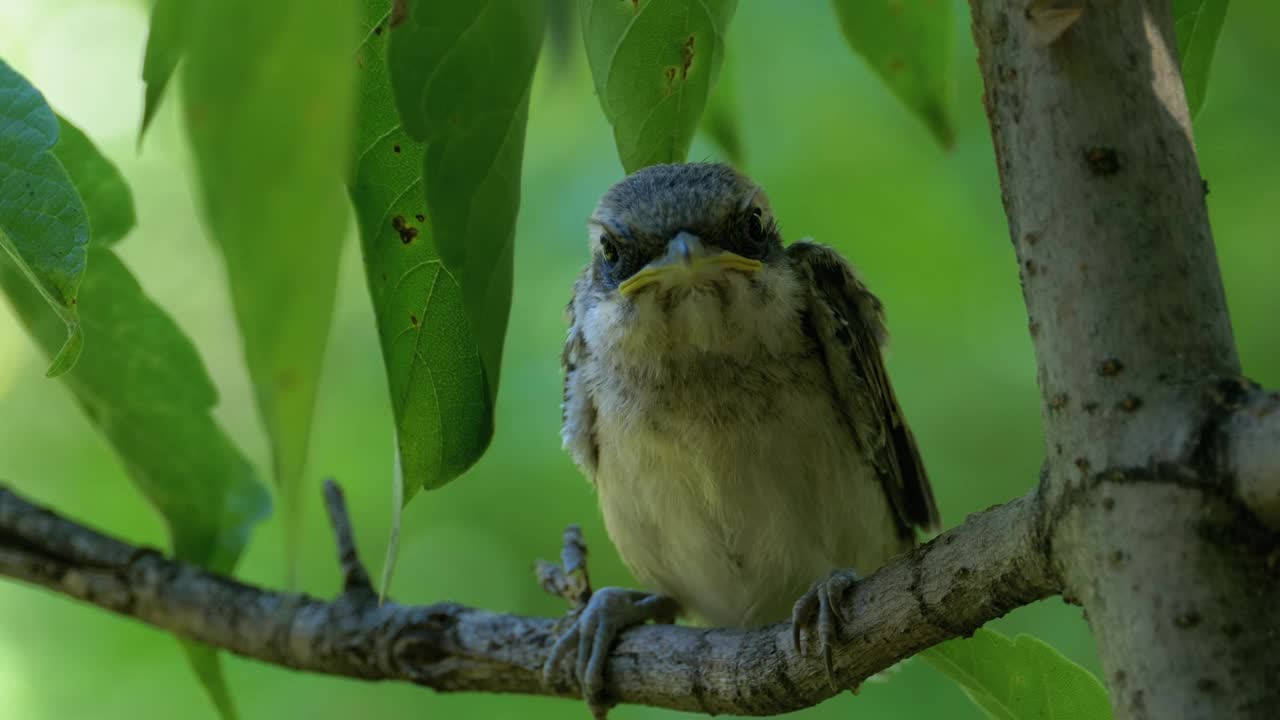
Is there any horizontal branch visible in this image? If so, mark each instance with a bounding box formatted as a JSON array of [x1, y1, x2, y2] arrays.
[[0, 481, 1057, 716]]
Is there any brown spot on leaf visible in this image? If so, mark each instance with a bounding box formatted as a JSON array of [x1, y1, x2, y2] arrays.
[[410, 314, 419, 327], [663, 67, 677, 96], [374, 25, 384, 36], [393, 144, 401, 153], [392, 215, 419, 244], [416, 214, 426, 222], [681, 35, 695, 79], [390, 0, 408, 27]]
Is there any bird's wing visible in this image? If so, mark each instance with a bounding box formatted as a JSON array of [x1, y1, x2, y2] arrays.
[[787, 241, 940, 536], [561, 270, 599, 480]]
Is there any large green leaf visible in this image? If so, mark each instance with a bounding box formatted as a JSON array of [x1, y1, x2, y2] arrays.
[[0, 61, 87, 377], [830, 0, 954, 148], [139, 0, 189, 140], [350, 0, 492, 591], [922, 629, 1112, 720], [580, 0, 738, 173], [1173, 0, 1229, 118], [387, 0, 542, 437], [1, 110, 270, 720], [180, 0, 358, 579]]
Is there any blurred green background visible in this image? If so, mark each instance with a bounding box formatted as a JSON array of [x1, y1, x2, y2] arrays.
[[0, 1, 1275, 718]]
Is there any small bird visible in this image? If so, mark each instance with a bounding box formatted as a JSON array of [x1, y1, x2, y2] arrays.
[[550, 162, 938, 713]]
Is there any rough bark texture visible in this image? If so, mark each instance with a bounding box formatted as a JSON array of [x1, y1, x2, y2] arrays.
[[0, 482, 1054, 715], [969, 0, 1280, 717]]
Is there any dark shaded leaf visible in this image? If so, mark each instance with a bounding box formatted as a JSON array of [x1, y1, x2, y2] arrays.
[[1173, 0, 1229, 118], [830, 0, 955, 148], [580, 0, 738, 172], [922, 628, 1112, 720], [0, 60, 87, 377], [180, 0, 357, 578], [387, 0, 543, 430]]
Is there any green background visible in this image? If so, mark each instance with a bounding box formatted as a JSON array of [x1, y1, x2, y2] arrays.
[[0, 1, 1275, 718]]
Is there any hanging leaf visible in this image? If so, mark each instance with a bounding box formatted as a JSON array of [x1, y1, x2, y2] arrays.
[[0, 61, 88, 377], [180, 0, 358, 581], [1, 108, 270, 720], [830, 0, 955, 148], [922, 628, 1112, 720], [580, 0, 739, 173], [1173, 0, 1229, 118], [387, 0, 543, 442], [349, 0, 493, 591]]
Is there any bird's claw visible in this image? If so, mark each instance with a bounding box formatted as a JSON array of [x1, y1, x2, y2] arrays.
[[543, 587, 677, 718], [791, 568, 861, 687]]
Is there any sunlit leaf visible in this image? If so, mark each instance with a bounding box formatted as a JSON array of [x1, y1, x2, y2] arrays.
[[181, 0, 357, 580], [922, 628, 1112, 720], [580, 0, 738, 173], [1173, 0, 1229, 118], [350, 0, 493, 591], [1, 112, 270, 720], [0, 60, 87, 377], [139, 0, 189, 140], [830, 0, 955, 148], [387, 0, 543, 439]]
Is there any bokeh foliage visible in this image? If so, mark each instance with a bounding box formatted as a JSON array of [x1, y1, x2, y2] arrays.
[[0, 1, 1264, 719]]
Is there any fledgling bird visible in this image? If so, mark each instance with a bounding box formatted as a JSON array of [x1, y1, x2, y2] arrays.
[[550, 162, 939, 712]]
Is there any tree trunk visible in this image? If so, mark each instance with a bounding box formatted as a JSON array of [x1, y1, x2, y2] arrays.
[[968, 1, 1280, 717]]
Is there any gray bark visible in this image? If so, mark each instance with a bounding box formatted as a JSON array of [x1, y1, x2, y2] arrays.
[[969, 0, 1280, 717]]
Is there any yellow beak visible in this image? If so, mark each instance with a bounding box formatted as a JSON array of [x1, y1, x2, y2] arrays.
[[618, 232, 764, 296]]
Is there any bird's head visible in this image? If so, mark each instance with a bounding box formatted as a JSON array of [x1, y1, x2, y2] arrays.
[[577, 163, 801, 360]]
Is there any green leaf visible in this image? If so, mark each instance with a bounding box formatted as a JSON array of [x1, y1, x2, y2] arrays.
[[139, 0, 189, 140], [1173, 0, 1229, 118], [2, 114, 269, 719], [0, 60, 88, 377], [350, 1, 494, 591], [55, 116, 136, 246], [830, 0, 955, 148], [580, 0, 739, 173], [181, 0, 357, 581], [922, 628, 1113, 720], [387, 0, 543, 431]]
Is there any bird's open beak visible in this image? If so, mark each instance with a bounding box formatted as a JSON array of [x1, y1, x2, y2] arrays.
[[618, 231, 763, 296]]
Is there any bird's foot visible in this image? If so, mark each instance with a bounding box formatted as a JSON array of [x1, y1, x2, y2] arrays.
[[543, 587, 678, 718], [791, 568, 861, 687]]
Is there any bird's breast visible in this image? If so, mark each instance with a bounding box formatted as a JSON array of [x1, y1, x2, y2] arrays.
[[590, 347, 905, 628]]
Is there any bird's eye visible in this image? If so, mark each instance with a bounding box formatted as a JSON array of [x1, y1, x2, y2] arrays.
[[600, 236, 619, 264], [747, 208, 766, 242]]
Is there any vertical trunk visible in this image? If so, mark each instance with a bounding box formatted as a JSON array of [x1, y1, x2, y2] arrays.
[[968, 1, 1280, 717]]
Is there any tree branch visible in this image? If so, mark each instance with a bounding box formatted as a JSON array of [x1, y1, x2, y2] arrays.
[[969, 1, 1280, 717], [0, 481, 1057, 715]]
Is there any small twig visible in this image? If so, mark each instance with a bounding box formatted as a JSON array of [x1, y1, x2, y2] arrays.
[[323, 478, 373, 594], [537, 524, 593, 609]]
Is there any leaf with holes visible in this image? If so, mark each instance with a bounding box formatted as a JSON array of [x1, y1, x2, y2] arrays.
[[581, 0, 738, 173], [830, 0, 955, 148], [1173, 0, 1228, 118], [350, 0, 492, 591], [181, 0, 357, 581], [0, 60, 87, 377], [922, 628, 1113, 720], [387, 0, 542, 432]]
